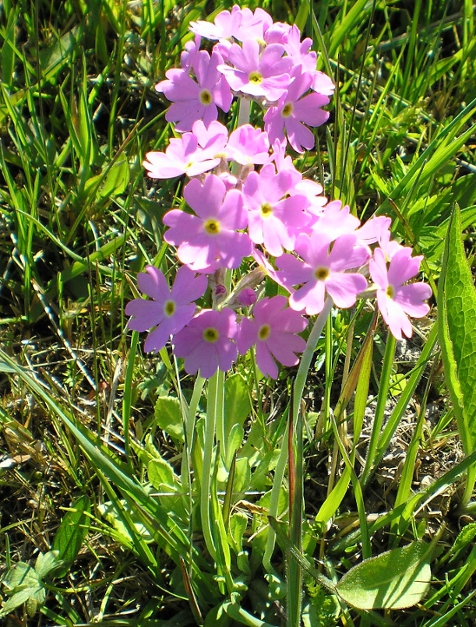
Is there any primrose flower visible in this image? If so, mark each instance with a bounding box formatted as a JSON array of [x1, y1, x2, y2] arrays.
[[226, 124, 270, 165], [125, 266, 207, 353], [143, 120, 227, 179], [173, 308, 238, 378], [242, 163, 310, 256], [237, 295, 307, 379], [156, 50, 232, 132], [264, 67, 330, 153], [163, 174, 251, 272], [218, 39, 293, 102], [277, 232, 369, 314], [369, 248, 432, 340]]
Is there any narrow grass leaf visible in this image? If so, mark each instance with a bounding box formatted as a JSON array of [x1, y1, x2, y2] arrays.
[[336, 541, 431, 610]]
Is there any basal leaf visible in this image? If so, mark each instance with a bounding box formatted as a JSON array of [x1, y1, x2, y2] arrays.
[[99, 157, 130, 198], [438, 204, 476, 456], [336, 541, 431, 610], [52, 495, 91, 576], [155, 396, 184, 442], [35, 550, 61, 580]]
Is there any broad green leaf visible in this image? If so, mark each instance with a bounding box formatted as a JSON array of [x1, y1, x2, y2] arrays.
[[224, 373, 251, 437], [0, 562, 45, 618], [3, 562, 39, 591], [438, 205, 476, 457], [98, 500, 153, 544], [52, 495, 91, 576], [336, 541, 431, 610], [99, 157, 130, 198], [0, 588, 44, 617], [35, 550, 61, 579], [155, 396, 184, 442]]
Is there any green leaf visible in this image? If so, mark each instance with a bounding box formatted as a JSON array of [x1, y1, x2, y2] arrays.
[[0, 562, 45, 618], [438, 205, 476, 458], [154, 396, 184, 442], [99, 157, 130, 198], [336, 541, 431, 610], [98, 500, 153, 544], [52, 495, 91, 577], [224, 373, 250, 438], [35, 551, 61, 579], [3, 562, 39, 591]]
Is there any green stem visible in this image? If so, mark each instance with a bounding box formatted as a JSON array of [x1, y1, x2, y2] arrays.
[[237, 97, 251, 127], [286, 297, 333, 627], [360, 333, 396, 488], [200, 373, 219, 562]]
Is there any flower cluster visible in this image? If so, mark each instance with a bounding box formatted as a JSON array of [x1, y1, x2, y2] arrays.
[[127, 6, 432, 379]]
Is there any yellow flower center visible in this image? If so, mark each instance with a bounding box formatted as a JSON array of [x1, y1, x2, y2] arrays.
[[282, 103, 293, 118], [164, 300, 175, 317], [199, 89, 213, 105], [204, 218, 220, 235], [249, 71, 263, 84], [261, 202, 273, 218], [203, 327, 219, 343], [386, 285, 395, 299], [314, 267, 329, 281], [258, 324, 270, 341]]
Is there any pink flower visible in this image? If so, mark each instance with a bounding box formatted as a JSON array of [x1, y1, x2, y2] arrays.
[[125, 266, 207, 353], [276, 232, 369, 314], [310, 200, 360, 239], [226, 124, 270, 165], [242, 163, 310, 256], [143, 120, 227, 179], [369, 248, 432, 340], [156, 50, 232, 131], [163, 174, 251, 272], [264, 67, 330, 153], [218, 39, 293, 102], [237, 295, 307, 379], [190, 6, 243, 41], [173, 308, 238, 378]]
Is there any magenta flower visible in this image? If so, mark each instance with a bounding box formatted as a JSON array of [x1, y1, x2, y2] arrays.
[[218, 39, 293, 102], [163, 174, 251, 272], [156, 50, 232, 132], [264, 68, 330, 153], [237, 296, 307, 379], [143, 120, 227, 179], [276, 232, 369, 314], [173, 308, 238, 378], [125, 266, 207, 353], [369, 248, 432, 340], [242, 163, 310, 256]]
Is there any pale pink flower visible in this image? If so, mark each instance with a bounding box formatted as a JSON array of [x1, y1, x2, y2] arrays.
[[237, 295, 307, 379], [125, 266, 207, 353], [173, 308, 238, 378], [143, 120, 227, 179], [369, 248, 432, 340], [218, 39, 293, 102], [226, 124, 270, 165], [310, 200, 360, 240], [264, 67, 330, 153], [276, 232, 369, 314], [242, 163, 310, 256]]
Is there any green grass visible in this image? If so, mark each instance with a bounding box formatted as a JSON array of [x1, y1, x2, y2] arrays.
[[0, 0, 475, 625]]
